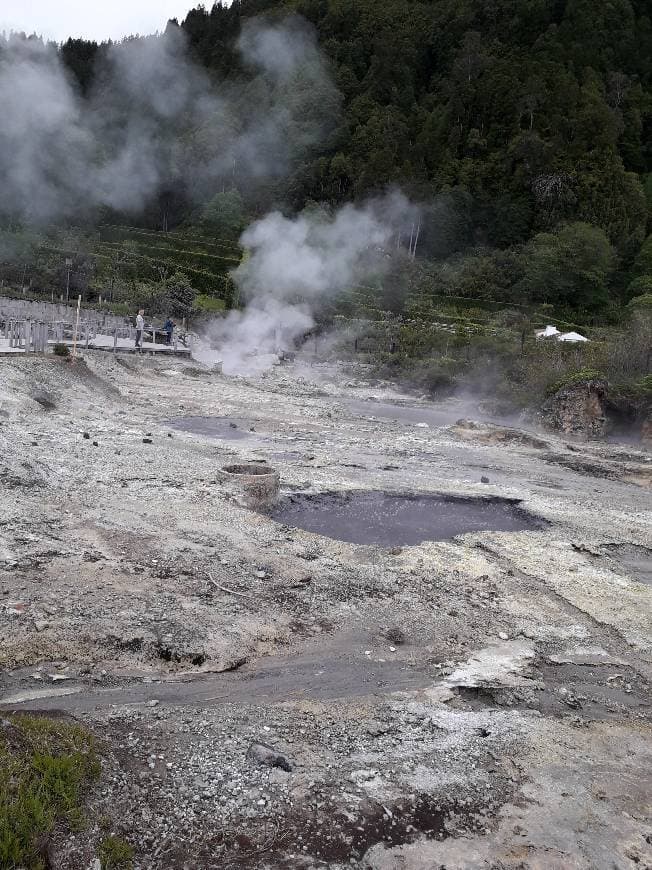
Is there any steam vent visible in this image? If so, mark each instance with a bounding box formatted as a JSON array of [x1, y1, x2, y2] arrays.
[[221, 462, 280, 510]]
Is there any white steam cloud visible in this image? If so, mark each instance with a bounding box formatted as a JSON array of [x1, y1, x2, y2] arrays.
[[0, 19, 418, 378], [197, 192, 420, 376], [0, 16, 339, 223]]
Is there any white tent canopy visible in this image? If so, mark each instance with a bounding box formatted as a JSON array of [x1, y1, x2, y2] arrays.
[[558, 331, 589, 343], [535, 324, 589, 343], [536, 325, 560, 338]]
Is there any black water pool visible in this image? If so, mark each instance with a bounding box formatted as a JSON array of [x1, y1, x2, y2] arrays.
[[167, 416, 253, 440], [268, 491, 542, 546]]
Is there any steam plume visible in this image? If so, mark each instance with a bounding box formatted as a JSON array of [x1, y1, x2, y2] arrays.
[[0, 16, 339, 223], [197, 192, 421, 376]]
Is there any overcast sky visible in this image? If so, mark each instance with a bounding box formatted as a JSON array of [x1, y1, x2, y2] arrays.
[[0, 1, 202, 43]]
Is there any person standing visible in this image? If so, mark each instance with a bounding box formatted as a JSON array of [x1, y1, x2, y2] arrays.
[[135, 309, 145, 351], [164, 316, 175, 345]]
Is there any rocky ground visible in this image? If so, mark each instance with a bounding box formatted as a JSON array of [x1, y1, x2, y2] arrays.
[[0, 350, 651, 869]]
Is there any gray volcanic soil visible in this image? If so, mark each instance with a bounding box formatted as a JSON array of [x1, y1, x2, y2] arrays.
[[0, 351, 651, 869]]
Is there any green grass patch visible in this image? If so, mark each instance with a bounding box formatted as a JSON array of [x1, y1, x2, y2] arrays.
[[99, 835, 134, 870], [545, 368, 606, 397], [0, 714, 100, 870], [194, 294, 226, 313]]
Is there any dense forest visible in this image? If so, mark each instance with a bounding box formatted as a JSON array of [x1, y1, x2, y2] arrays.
[[2, 0, 652, 340]]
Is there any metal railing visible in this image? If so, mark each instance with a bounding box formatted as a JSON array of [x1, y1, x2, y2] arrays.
[[1, 317, 191, 354]]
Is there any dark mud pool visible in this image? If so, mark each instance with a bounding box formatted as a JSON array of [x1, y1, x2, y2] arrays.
[[167, 416, 254, 440], [268, 491, 543, 546]]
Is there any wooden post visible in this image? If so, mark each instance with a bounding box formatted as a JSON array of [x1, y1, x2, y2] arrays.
[[113, 329, 118, 353], [71, 296, 81, 363], [25, 320, 31, 353]]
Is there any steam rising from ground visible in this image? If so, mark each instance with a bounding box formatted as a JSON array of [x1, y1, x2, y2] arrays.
[[0, 19, 418, 378], [0, 17, 339, 222], [196, 193, 420, 376]]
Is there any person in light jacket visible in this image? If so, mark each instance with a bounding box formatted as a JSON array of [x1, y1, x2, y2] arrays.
[[135, 309, 145, 351]]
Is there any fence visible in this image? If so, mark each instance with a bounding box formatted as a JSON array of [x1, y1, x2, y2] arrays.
[[0, 316, 190, 355], [0, 296, 128, 333], [2, 319, 50, 352]]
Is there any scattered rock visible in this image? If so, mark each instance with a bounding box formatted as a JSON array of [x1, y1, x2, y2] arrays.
[[32, 389, 58, 410], [246, 742, 292, 772], [385, 627, 406, 645]]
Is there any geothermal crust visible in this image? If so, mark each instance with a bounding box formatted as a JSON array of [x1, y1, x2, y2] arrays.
[[0, 351, 651, 869]]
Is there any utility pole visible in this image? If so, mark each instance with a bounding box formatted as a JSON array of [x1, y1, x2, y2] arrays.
[[71, 295, 81, 363], [65, 258, 73, 305]]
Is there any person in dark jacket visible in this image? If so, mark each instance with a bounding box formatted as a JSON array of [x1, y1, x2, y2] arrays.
[[164, 317, 175, 345]]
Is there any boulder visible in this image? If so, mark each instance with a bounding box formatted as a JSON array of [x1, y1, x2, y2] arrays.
[[31, 388, 59, 410], [246, 742, 292, 772], [542, 378, 608, 439]]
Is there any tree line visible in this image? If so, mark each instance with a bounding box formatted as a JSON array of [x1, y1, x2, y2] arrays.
[[6, 0, 652, 315]]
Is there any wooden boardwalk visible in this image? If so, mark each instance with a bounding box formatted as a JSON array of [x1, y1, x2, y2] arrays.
[[0, 333, 192, 356]]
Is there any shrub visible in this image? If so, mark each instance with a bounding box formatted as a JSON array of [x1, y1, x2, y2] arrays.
[[99, 835, 134, 870], [634, 374, 652, 395], [52, 342, 70, 357], [0, 715, 100, 869], [411, 360, 459, 396], [627, 293, 652, 309], [545, 368, 606, 397]]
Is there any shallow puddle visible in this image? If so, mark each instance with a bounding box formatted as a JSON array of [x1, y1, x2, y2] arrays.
[[343, 397, 515, 428], [167, 416, 253, 440], [605, 545, 652, 586], [344, 399, 484, 428], [267, 491, 542, 545]]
